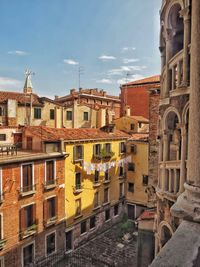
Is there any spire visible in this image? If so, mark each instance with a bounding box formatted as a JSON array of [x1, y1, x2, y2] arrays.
[[23, 69, 34, 94]]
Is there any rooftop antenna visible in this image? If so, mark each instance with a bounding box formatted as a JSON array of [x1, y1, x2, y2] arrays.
[[124, 72, 132, 115], [78, 66, 84, 90], [24, 69, 35, 125]]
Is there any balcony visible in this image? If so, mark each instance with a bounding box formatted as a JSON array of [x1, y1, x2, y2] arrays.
[[44, 179, 57, 190], [0, 238, 6, 250], [19, 184, 36, 197], [158, 160, 181, 200], [21, 224, 37, 239], [93, 150, 115, 161]]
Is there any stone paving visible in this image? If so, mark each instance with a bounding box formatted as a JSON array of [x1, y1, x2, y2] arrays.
[[57, 223, 137, 267]]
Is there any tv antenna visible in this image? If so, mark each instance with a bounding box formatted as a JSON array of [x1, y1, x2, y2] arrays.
[[78, 66, 84, 90]]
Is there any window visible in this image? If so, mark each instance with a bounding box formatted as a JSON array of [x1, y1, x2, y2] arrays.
[[128, 183, 134, 193], [143, 175, 149, 186], [81, 221, 87, 234], [20, 204, 36, 237], [130, 124, 135, 130], [23, 243, 34, 267], [74, 145, 84, 162], [114, 204, 119, 216], [75, 173, 81, 190], [90, 216, 96, 229], [119, 142, 126, 154], [119, 183, 124, 198], [128, 163, 135, 172], [21, 164, 34, 193], [104, 188, 109, 203], [138, 122, 142, 128], [0, 134, 6, 141], [45, 160, 56, 186], [0, 107, 4, 117], [93, 144, 101, 157], [50, 109, 55, 120], [119, 165, 124, 177], [94, 170, 99, 183], [130, 144, 137, 154], [105, 169, 109, 181], [83, 112, 89, 121], [46, 232, 56, 256], [66, 111, 72, 121], [75, 199, 81, 217], [105, 143, 111, 153], [34, 108, 41, 119], [105, 209, 110, 221], [44, 197, 57, 224], [94, 192, 99, 208]]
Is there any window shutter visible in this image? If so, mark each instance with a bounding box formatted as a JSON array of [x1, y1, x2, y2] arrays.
[[20, 208, 26, 232], [32, 204, 36, 225], [119, 143, 121, 155], [82, 145, 84, 160], [55, 197, 58, 218], [93, 145, 96, 157], [73, 146, 76, 162], [43, 200, 47, 224]]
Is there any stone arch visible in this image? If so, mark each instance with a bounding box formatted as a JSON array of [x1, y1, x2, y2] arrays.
[[162, 107, 181, 131], [164, 1, 184, 59], [158, 221, 174, 248], [182, 101, 189, 125], [182, 102, 189, 159]]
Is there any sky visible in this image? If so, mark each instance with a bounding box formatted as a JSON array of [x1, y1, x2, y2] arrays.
[[0, 0, 162, 98]]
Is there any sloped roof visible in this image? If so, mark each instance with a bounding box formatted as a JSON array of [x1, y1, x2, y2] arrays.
[[24, 126, 130, 142], [122, 75, 160, 87], [115, 115, 149, 123], [0, 91, 43, 106], [129, 133, 149, 141]]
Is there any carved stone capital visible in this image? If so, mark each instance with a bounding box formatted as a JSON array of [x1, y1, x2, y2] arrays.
[[179, 7, 190, 21]]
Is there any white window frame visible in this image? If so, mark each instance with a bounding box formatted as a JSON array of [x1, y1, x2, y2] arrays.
[[44, 159, 56, 184], [45, 230, 57, 257], [20, 162, 34, 191], [21, 241, 35, 267]]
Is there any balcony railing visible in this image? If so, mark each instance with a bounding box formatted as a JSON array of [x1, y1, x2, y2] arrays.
[[93, 150, 115, 160], [169, 50, 184, 91], [159, 160, 181, 196], [19, 184, 36, 196]]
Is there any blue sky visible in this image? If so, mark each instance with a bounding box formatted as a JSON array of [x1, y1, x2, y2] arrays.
[[0, 0, 161, 97]]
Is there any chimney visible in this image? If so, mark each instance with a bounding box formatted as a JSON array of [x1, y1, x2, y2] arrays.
[[125, 105, 131, 116]]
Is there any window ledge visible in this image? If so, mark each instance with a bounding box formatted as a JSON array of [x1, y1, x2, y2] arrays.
[[74, 214, 83, 220], [93, 183, 101, 188], [103, 180, 110, 184], [45, 217, 57, 227], [93, 205, 101, 211], [73, 189, 83, 194], [20, 190, 36, 197], [119, 176, 125, 180], [102, 202, 110, 207], [44, 184, 57, 190]]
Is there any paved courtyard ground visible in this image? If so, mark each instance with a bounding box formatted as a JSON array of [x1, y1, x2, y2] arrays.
[[57, 222, 138, 267]]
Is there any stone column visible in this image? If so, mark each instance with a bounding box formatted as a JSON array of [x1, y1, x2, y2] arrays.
[[179, 125, 187, 193], [171, 0, 200, 221], [164, 29, 173, 97], [162, 133, 169, 191], [180, 7, 191, 87]]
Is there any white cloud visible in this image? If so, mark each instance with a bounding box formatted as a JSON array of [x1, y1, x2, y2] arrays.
[[63, 59, 79, 65], [98, 55, 116, 61], [117, 74, 144, 85], [0, 77, 23, 90], [8, 50, 29, 56], [96, 79, 113, 84], [108, 65, 147, 76], [123, 58, 139, 64], [122, 47, 136, 52]]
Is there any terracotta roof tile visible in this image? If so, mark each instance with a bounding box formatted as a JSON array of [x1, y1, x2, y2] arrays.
[[24, 126, 130, 142], [129, 133, 149, 141], [0, 91, 43, 106], [137, 210, 155, 221], [122, 75, 160, 87]]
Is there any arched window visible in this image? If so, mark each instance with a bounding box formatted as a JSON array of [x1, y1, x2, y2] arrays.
[[168, 4, 184, 57]]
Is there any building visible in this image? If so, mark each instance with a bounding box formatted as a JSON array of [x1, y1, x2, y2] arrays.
[[153, 0, 191, 256], [114, 115, 149, 218], [0, 73, 63, 128], [120, 75, 160, 119], [0, 133, 67, 266], [22, 125, 130, 249], [55, 88, 121, 128]]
